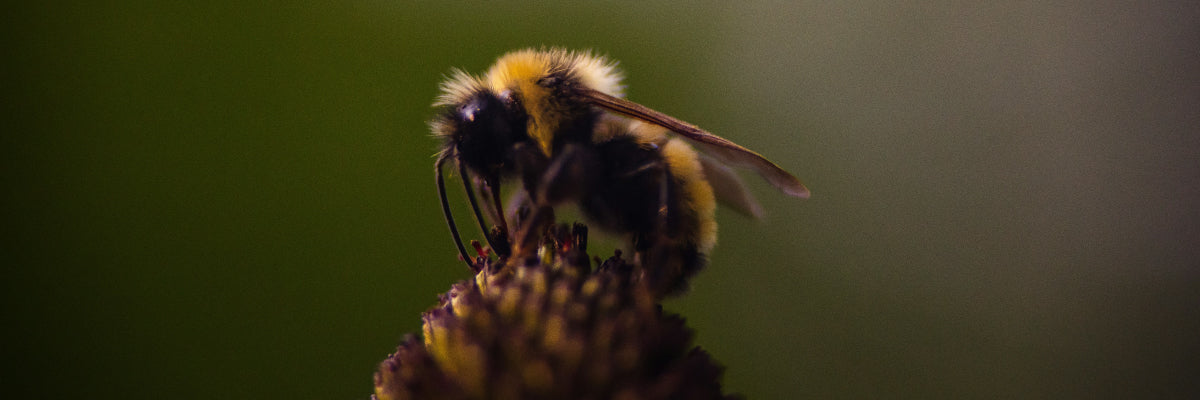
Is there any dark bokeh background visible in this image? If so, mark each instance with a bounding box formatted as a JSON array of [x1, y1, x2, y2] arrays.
[[6, 2, 1198, 399]]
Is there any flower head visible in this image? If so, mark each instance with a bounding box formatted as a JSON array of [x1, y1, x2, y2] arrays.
[[375, 224, 738, 400]]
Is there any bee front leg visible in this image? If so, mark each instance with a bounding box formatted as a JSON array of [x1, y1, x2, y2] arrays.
[[458, 164, 509, 259], [509, 143, 561, 260]]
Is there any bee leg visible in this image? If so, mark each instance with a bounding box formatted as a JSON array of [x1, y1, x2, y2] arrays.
[[475, 176, 500, 227], [513, 143, 592, 260], [655, 155, 670, 242], [508, 143, 551, 259], [642, 160, 683, 295], [487, 178, 510, 247], [512, 142, 549, 201], [472, 173, 511, 254], [435, 151, 477, 271], [611, 147, 670, 238], [535, 143, 593, 205], [457, 164, 496, 258]]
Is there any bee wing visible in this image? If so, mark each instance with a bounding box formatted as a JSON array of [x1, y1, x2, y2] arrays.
[[699, 153, 765, 219], [578, 88, 810, 199]]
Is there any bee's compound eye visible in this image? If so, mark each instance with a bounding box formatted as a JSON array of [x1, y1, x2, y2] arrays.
[[498, 89, 515, 105]]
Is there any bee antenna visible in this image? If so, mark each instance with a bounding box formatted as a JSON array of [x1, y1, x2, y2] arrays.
[[435, 151, 476, 271]]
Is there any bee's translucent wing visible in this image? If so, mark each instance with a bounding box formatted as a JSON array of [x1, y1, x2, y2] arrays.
[[579, 88, 810, 199], [699, 153, 764, 219]]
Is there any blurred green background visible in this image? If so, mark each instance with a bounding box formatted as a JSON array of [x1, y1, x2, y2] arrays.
[[6, 2, 1198, 399]]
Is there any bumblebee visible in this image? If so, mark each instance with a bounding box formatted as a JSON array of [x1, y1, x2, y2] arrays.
[[430, 49, 808, 295]]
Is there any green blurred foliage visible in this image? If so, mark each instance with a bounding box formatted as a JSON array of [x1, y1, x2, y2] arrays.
[[6, 2, 1198, 399]]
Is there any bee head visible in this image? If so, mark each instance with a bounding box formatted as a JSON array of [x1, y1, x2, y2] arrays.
[[431, 49, 624, 170], [444, 90, 529, 176]]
